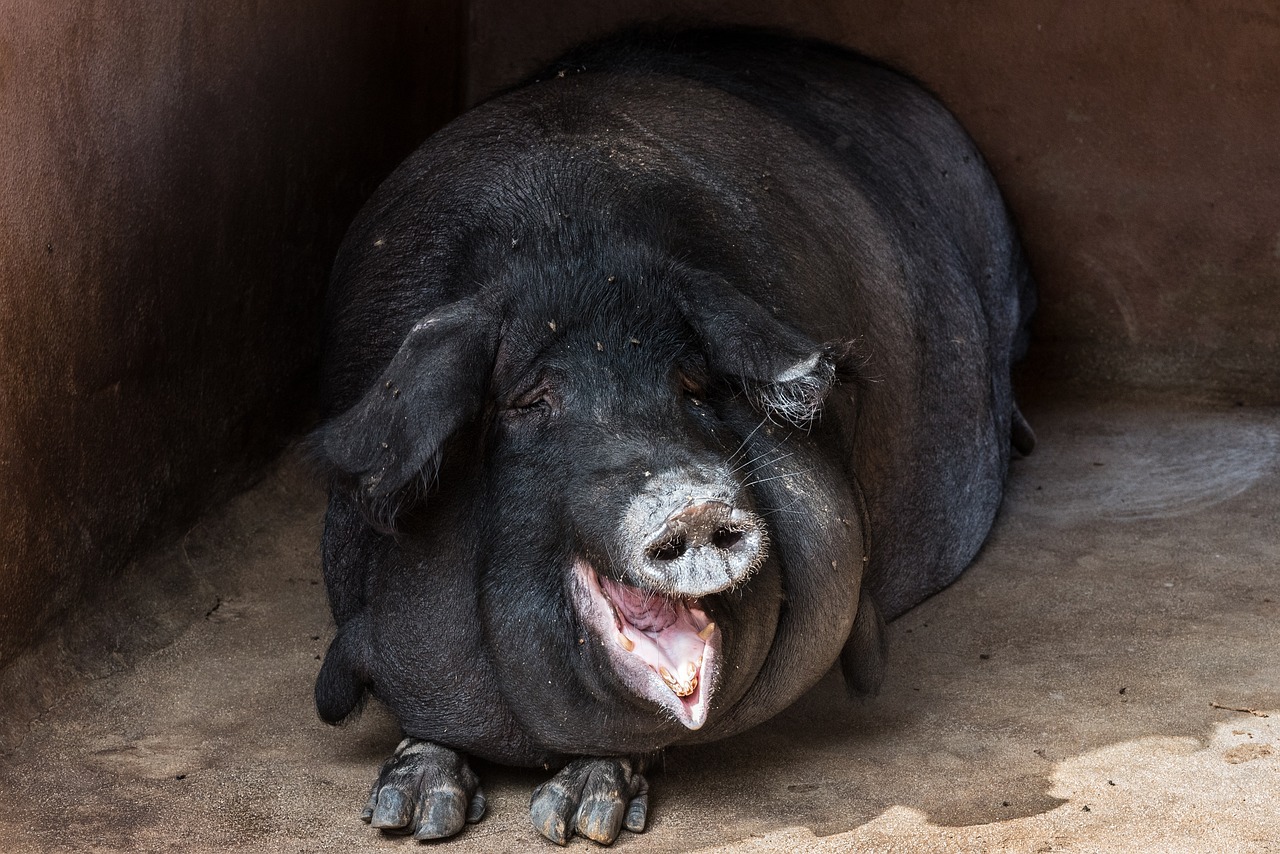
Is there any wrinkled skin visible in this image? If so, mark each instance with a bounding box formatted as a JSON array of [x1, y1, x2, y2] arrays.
[[313, 29, 1035, 845]]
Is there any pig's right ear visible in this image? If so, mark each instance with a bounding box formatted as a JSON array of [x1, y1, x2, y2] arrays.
[[315, 297, 496, 523], [680, 276, 860, 426]]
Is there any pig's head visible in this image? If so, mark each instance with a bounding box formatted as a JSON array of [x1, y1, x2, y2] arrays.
[[319, 250, 859, 754]]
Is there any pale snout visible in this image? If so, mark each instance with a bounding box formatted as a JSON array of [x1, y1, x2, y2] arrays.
[[622, 470, 766, 596]]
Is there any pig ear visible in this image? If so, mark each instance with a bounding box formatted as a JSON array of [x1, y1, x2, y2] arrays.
[[316, 297, 495, 521], [680, 277, 855, 426]]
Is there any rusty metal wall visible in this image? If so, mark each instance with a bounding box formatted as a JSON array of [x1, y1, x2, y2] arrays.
[[0, 1, 464, 666]]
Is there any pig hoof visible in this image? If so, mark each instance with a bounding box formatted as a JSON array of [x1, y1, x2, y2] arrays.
[[361, 738, 485, 840], [530, 757, 649, 846]]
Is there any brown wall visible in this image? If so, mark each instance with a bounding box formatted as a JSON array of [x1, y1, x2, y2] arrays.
[[468, 0, 1280, 399], [0, 2, 463, 666]]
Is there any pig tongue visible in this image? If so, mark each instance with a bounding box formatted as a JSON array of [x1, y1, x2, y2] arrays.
[[597, 574, 710, 696]]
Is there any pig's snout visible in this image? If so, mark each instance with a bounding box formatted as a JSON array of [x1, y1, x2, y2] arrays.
[[645, 500, 750, 560], [624, 473, 766, 597]]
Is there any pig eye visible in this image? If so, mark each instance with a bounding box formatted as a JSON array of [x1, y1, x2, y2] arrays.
[[678, 371, 706, 402], [505, 385, 555, 418]]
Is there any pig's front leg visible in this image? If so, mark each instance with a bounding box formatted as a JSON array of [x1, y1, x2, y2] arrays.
[[363, 738, 485, 840], [530, 756, 650, 845]]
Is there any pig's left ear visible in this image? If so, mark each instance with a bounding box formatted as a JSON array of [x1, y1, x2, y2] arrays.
[[680, 277, 857, 426], [316, 297, 496, 522]]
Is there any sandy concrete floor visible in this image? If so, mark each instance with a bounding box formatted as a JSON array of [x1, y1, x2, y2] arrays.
[[1, 399, 1277, 853]]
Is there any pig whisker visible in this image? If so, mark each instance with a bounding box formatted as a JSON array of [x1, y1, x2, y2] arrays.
[[599, 539, 625, 581], [757, 495, 802, 514], [740, 450, 795, 477], [729, 443, 794, 476], [743, 468, 815, 489], [726, 416, 771, 466], [418, 465, 441, 496], [729, 455, 762, 477]]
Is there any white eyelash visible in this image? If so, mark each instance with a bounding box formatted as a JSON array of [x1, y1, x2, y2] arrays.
[[753, 354, 836, 427]]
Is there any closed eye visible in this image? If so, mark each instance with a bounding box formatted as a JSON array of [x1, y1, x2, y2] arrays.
[[504, 384, 557, 418], [678, 369, 708, 402], [513, 397, 549, 412]]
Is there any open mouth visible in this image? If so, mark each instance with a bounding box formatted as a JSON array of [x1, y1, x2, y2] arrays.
[[574, 560, 719, 730]]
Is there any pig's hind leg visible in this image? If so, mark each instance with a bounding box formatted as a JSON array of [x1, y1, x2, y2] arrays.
[[530, 756, 650, 845], [363, 738, 485, 840]]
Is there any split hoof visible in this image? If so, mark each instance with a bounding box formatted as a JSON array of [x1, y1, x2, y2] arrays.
[[361, 738, 485, 840], [530, 757, 649, 846]]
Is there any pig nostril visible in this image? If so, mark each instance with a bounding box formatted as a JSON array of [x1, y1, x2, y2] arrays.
[[712, 528, 744, 551], [649, 535, 687, 562]]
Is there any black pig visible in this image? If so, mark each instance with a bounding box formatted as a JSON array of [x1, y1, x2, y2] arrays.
[[312, 29, 1035, 846]]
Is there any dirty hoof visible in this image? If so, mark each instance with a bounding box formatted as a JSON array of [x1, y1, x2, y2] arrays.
[[361, 738, 485, 840], [530, 757, 649, 846]]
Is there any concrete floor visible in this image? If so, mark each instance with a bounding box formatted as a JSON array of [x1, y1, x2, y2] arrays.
[[2, 399, 1278, 853]]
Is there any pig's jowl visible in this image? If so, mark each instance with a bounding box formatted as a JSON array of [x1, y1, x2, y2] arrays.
[[311, 29, 1035, 845]]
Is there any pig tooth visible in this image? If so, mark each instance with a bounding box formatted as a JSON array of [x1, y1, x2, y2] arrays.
[[660, 666, 697, 697], [681, 661, 697, 681], [697, 622, 716, 641], [616, 631, 635, 652]]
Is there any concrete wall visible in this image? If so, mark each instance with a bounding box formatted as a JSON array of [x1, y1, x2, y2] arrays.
[[0, 2, 463, 667], [467, 0, 1280, 399]]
